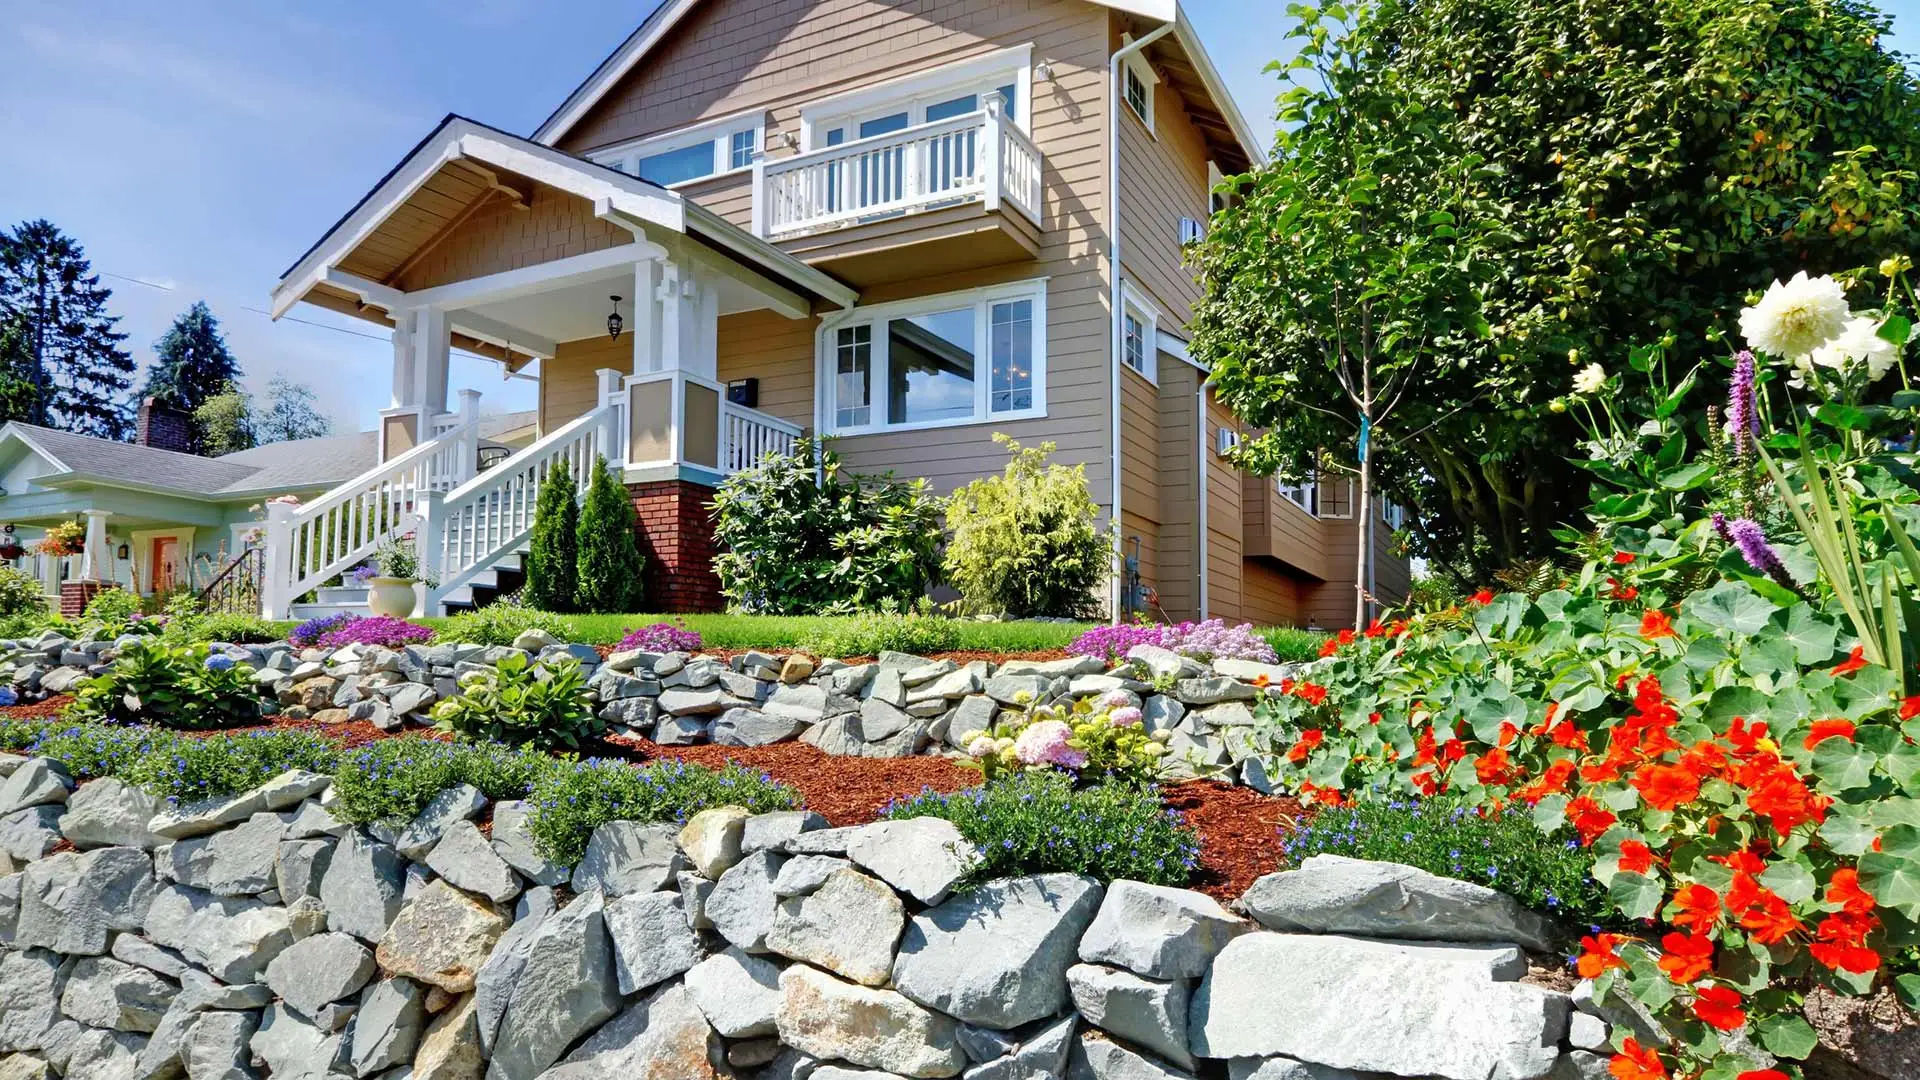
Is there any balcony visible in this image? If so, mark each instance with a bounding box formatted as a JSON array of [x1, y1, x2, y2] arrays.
[[751, 106, 1044, 286]]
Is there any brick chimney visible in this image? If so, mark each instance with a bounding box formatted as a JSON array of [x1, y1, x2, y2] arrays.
[[136, 396, 194, 454]]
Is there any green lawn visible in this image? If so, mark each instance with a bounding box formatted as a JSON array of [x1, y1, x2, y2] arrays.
[[414, 612, 1099, 653]]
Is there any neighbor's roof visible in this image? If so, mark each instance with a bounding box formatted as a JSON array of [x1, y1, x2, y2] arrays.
[[532, 0, 1266, 170]]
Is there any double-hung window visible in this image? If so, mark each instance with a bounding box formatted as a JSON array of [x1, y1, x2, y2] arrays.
[[1120, 284, 1157, 383], [825, 281, 1046, 435], [1121, 52, 1157, 131], [591, 114, 763, 188]]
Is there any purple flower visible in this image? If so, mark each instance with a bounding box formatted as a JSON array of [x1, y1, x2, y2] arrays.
[[288, 612, 354, 647], [1717, 513, 1797, 592], [1068, 618, 1276, 664], [616, 621, 703, 653], [312, 615, 435, 650], [1729, 351, 1759, 458]]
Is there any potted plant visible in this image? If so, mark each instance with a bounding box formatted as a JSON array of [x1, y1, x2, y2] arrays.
[[33, 520, 85, 558], [363, 535, 435, 618]]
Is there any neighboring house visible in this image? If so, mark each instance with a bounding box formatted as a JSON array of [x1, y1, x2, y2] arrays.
[[0, 398, 535, 613], [263, 0, 1410, 626]]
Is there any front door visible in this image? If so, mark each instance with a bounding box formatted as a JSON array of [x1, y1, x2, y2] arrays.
[[149, 536, 179, 594]]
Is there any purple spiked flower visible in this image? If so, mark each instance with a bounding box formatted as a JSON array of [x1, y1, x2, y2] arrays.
[[1729, 351, 1759, 458], [1717, 513, 1797, 592]]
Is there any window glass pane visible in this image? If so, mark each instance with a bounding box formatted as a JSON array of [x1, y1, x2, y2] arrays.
[[835, 325, 872, 428], [859, 112, 911, 139], [825, 128, 846, 146], [637, 141, 717, 186], [887, 308, 975, 425], [925, 94, 978, 123], [1123, 312, 1147, 374], [989, 300, 1033, 413], [1125, 68, 1149, 120], [729, 129, 756, 170]]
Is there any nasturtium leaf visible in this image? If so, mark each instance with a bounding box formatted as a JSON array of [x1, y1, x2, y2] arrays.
[[1888, 742, 1920, 794], [1777, 604, 1839, 664], [1812, 739, 1879, 791], [1818, 809, 1878, 857], [1757, 860, 1817, 904], [1704, 686, 1767, 728], [1684, 581, 1777, 636], [1737, 635, 1796, 679], [1871, 798, 1920, 829], [1859, 826, 1920, 920], [1895, 972, 1920, 1012], [1609, 872, 1663, 920], [1473, 593, 1530, 639], [1683, 635, 1732, 675], [1755, 1015, 1819, 1060]]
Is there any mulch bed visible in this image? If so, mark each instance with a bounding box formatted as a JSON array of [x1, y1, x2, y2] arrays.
[[2, 696, 1300, 903], [0, 695, 73, 721]]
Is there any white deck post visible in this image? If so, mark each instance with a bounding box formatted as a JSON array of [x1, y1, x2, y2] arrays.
[[750, 158, 768, 238], [595, 368, 626, 466], [414, 490, 444, 618], [632, 259, 661, 374], [78, 511, 111, 582], [414, 307, 452, 416], [982, 100, 1005, 214], [260, 503, 295, 619], [657, 260, 684, 373]]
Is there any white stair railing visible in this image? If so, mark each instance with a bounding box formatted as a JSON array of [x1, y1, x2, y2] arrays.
[[721, 402, 802, 473], [260, 414, 480, 618], [426, 387, 623, 612]]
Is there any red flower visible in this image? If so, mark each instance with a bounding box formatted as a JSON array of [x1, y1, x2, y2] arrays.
[[1364, 620, 1387, 638], [1576, 933, 1626, 979], [1744, 766, 1829, 837], [1470, 588, 1495, 605], [1286, 729, 1325, 764], [1692, 985, 1747, 1031], [1606, 576, 1640, 602], [1566, 796, 1617, 846], [1809, 913, 1881, 973], [1827, 867, 1877, 917], [1737, 1072, 1791, 1080], [1252, 673, 1271, 689], [1614, 551, 1638, 565], [1804, 718, 1856, 750], [1608, 1039, 1668, 1080], [1728, 876, 1803, 944], [1668, 884, 1721, 934], [1618, 840, 1654, 874], [1410, 769, 1440, 796], [1632, 762, 1702, 812], [1831, 646, 1868, 676], [1514, 759, 1575, 804], [1639, 610, 1676, 640], [1657, 931, 1715, 983], [1902, 696, 1920, 721], [1319, 638, 1340, 658], [1293, 682, 1329, 706], [1336, 628, 1356, 646], [1474, 747, 1524, 787], [1725, 717, 1774, 757]]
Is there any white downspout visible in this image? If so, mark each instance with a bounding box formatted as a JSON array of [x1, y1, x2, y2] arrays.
[[1107, 21, 1175, 623], [1196, 379, 1208, 618]]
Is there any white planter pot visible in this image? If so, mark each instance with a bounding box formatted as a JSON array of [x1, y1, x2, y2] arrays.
[[367, 577, 418, 619]]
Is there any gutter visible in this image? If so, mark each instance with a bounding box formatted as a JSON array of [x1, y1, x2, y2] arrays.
[[1108, 20, 1175, 623]]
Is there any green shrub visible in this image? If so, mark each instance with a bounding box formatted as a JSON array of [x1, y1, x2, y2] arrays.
[[330, 738, 549, 824], [67, 640, 263, 730], [0, 611, 61, 639], [943, 436, 1106, 618], [526, 757, 800, 864], [525, 461, 579, 613], [1259, 627, 1329, 664], [575, 456, 645, 614], [430, 653, 601, 751], [712, 438, 943, 615], [81, 587, 145, 635], [430, 603, 575, 647], [1280, 797, 1608, 929], [183, 613, 289, 645], [24, 724, 182, 781], [884, 771, 1199, 887], [803, 611, 963, 659], [0, 718, 46, 752], [124, 729, 339, 804], [0, 566, 47, 621]]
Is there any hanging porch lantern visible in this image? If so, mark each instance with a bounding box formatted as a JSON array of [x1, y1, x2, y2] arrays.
[[607, 295, 625, 341]]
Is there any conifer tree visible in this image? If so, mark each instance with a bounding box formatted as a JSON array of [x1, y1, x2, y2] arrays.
[[575, 456, 645, 614], [0, 220, 135, 439], [143, 301, 242, 451], [524, 461, 579, 612]]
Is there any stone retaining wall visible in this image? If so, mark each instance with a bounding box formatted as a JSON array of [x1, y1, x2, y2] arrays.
[[0, 756, 1621, 1080], [0, 631, 1303, 788]]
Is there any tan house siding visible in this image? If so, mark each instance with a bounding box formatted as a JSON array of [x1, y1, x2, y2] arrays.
[[539, 334, 630, 434], [1203, 394, 1243, 620], [552, 0, 1118, 510], [1243, 558, 1307, 627], [394, 183, 634, 293], [1153, 359, 1201, 621], [715, 309, 815, 431], [1113, 33, 1213, 328]]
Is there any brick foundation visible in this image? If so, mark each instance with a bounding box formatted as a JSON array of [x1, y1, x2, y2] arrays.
[[59, 580, 117, 618], [628, 479, 724, 613]]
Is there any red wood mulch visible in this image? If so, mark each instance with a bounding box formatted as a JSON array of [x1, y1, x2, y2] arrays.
[[4, 697, 1300, 903], [1, 695, 73, 721]]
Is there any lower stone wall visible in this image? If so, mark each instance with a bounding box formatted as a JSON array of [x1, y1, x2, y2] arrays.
[[0, 758, 1615, 1080]]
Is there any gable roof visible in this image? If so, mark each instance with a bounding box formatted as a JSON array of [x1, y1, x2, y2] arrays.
[[532, 0, 1265, 169]]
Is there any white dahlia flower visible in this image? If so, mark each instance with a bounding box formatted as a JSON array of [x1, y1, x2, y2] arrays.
[[1571, 363, 1607, 395], [1739, 271, 1850, 359], [1810, 315, 1900, 381]]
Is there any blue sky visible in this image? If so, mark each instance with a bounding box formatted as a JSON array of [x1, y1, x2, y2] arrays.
[[1, 0, 1915, 435]]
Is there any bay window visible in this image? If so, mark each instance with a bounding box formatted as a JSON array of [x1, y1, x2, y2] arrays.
[[824, 281, 1047, 434]]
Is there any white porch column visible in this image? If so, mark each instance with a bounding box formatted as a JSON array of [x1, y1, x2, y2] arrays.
[[454, 388, 482, 485], [390, 308, 419, 409], [413, 307, 452, 416], [656, 260, 685, 373], [653, 258, 718, 380], [78, 511, 111, 582], [632, 258, 661, 375]]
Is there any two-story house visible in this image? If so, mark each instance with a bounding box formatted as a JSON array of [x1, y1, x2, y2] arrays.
[[260, 0, 1409, 627]]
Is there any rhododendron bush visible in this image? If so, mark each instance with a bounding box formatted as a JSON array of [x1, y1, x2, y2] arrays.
[[1239, 267, 1920, 1080]]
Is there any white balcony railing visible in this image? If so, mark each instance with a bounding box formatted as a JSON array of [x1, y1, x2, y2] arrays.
[[753, 103, 1042, 240]]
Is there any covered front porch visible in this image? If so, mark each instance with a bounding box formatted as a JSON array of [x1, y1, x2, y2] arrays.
[[265, 116, 856, 617]]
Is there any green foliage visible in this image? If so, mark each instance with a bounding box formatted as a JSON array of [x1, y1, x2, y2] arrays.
[[0, 220, 136, 440], [712, 438, 944, 614], [429, 603, 575, 647], [123, 728, 338, 804], [575, 456, 645, 614], [0, 566, 45, 622], [430, 653, 601, 751], [1283, 797, 1610, 928], [175, 613, 291, 645], [943, 436, 1106, 618], [192, 383, 255, 456], [525, 461, 579, 613], [15, 723, 182, 781], [1259, 627, 1329, 665], [525, 757, 800, 865], [1195, 0, 1920, 583], [329, 738, 549, 824], [253, 375, 331, 444], [81, 588, 143, 634], [142, 301, 242, 453], [67, 639, 262, 730], [885, 771, 1198, 886], [421, 612, 1092, 653], [802, 611, 962, 659]]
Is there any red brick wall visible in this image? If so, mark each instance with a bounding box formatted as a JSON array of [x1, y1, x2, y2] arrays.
[[628, 479, 724, 613], [59, 581, 115, 618], [136, 397, 194, 454]]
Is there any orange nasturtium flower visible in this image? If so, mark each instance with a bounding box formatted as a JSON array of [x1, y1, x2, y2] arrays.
[[1576, 933, 1626, 978], [1691, 985, 1747, 1031], [1902, 695, 1920, 721], [1613, 551, 1637, 565], [1830, 645, 1868, 676], [1668, 884, 1721, 934], [1631, 762, 1702, 812], [1638, 609, 1676, 640], [1803, 718, 1857, 750], [1656, 931, 1714, 983], [1736, 1072, 1791, 1080], [1286, 729, 1325, 764], [1565, 796, 1617, 846], [1608, 1038, 1668, 1080], [1617, 840, 1653, 875], [1469, 588, 1495, 605]]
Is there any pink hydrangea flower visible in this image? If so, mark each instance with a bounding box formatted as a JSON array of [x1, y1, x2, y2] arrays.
[[1012, 720, 1088, 769], [1109, 706, 1143, 728]]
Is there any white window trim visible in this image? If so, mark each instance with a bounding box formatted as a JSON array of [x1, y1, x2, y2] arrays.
[[1277, 471, 1319, 517], [588, 109, 767, 189], [1120, 281, 1158, 385], [799, 44, 1034, 149], [1121, 48, 1159, 134], [817, 277, 1050, 437]]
